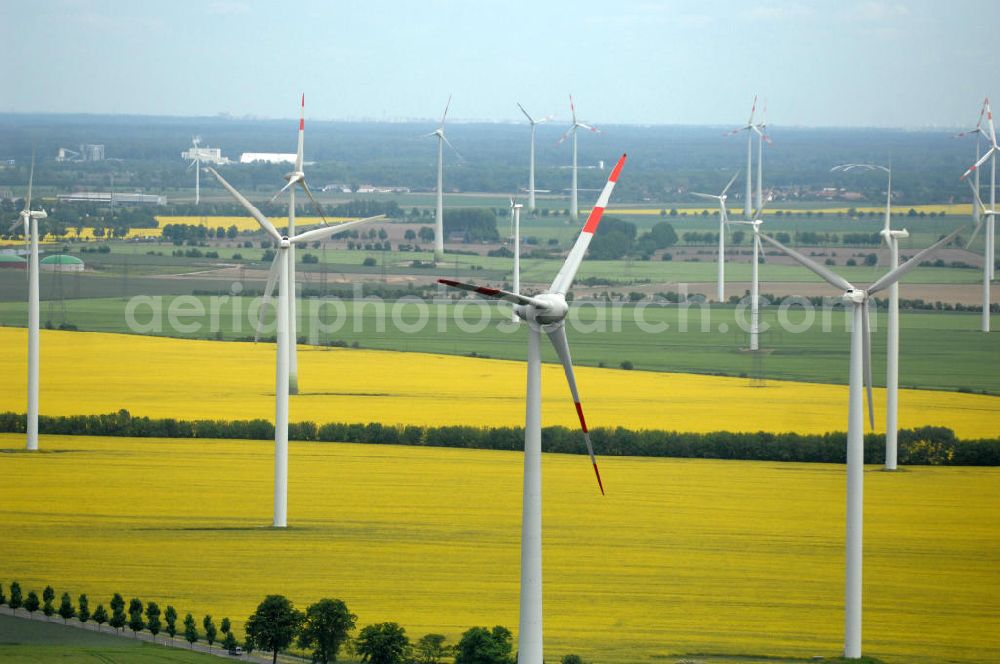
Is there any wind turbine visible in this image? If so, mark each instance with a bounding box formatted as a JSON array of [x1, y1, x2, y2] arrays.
[[558, 95, 600, 220], [267, 94, 328, 395], [954, 100, 987, 232], [205, 165, 383, 528], [752, 100, 772, 214], [438, 154, 627, 664], [425, 96, 460, 263], [832, 163, 908, 470], [187, 137, 203, 205], [8, 156, 47, 451], [726, 95, 758, 219], [759, 227, 961, 660], [960, 96, 997, 331], [967, 182, 998, 336], [516, 103, 552, 214], [691, 171, 740, 302], [728, 194, 770, 351]]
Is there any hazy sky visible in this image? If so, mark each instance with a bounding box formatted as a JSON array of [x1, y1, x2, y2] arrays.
[[3, 0, 998, 128]]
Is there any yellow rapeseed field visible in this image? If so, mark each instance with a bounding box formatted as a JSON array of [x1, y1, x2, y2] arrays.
[[155, 216, 358, 232], [0, 434, 996, 663], [0, 328, 996, 438]]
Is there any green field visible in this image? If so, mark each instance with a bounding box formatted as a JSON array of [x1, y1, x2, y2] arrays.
[[1, 297, 996, 394], [0, 613, 224, 663]]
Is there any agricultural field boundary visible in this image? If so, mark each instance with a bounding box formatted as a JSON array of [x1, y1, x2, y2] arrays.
[[2, 411, 997, 466]]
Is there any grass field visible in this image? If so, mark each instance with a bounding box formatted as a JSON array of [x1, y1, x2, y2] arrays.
[[0, 328, 997, 437], [0, 434, 997, 663], [0, 613, 222, 663], [1, 299, 997, 394]]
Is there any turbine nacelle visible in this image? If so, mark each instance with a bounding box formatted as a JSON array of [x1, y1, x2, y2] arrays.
[[280, 237, 291, 248], [843, 289, 868, 305], [881, 228, 909, 241], [519, 293, 569, 326]]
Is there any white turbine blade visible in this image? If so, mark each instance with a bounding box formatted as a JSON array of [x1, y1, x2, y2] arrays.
[[577, 122, 600, 133], [756, 233, 767, 262], [868, 227, 964, 295], [269, 178, 297, 203], [960, 147, 996, 181], [187, 160, 197, 172], [296, 93, 305, 172], [549, 153, 627, 294], [862, 301, 875, 431], [758, 231, 854, 291], [255, 251, 283, 343], [721, 170, 741, 197], [516, 102, 534, 124], [965, 219, 985, 249], [569, 94, 577, 124], [25, 153, 35, 212], [545, 324, 604, 495], [441, 134, 463, 161], [747, 94, 758, 125], [298, 179, 329, 224], [883, 169, 893, 235], [984, 97, 997, 147], [436, 278, 549, 308], [690, 192, 721, 201], [204, 166, 282, 242], [440, 94, 452, 127], [557, 127, 574, 145], [292, 214, 386, 245]]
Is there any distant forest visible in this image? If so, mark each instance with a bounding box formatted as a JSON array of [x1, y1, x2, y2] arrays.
[[0, 113, 984, 205]]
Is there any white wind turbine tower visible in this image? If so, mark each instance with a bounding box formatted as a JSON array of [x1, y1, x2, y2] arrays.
[[438, 154, 627, 664], [691, 171, 740, 302], [8, 156, 47, 451], [509, 198, 523, 323], [759, 227, 962, 660], [960, 96, 998, 333], [559, 95, 600, 220], [425, 96, 460, 263], [726, 95, 759, 219], [267, 94, 329, 394], [187, 137, 203, 205], [205, 165, 383, 528], [516, 103, 552, 214], [832, 163, 908, 470], [967, 181, 998, 340]]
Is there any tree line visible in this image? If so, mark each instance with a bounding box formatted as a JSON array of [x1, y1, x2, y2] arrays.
[[0, 581, 590, 664], [1, 410, 997, 466]]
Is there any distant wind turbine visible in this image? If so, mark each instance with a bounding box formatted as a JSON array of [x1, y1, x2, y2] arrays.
[[726, 95, 759, 219], [187, 137, 203, 205], [729, 193, 771, 351], [558, 95, 600, 219], [206, 165, 383, 527], [266, 94, 328, 394], [967, 181, 998, 337], [516, 103, 552, 214], [752, 100, 772, 214], [425, 96, 461, 263], [691, 171, 740, 302], [759, 226, 962, 660], [959, 96, 997, 332], [438, 154, 627, 664]]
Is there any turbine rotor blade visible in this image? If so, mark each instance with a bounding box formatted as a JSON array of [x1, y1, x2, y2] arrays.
[[441, 134, 463, 160], [292, 214, 386, 245], [25, 152, 35, 213], [516, 102, 534, 124], [269, 178, 297, 204], [758, 231, 854, 291], [298, 179, 329, 224], [868, 227, 964, 295], [549, 153, 627, 294], [721, 170, 741, 197], [545, 324, 604, 495], [440, 94, 452, 127], [960, 147, 996, 180], [569, 94, 576, 124], [204, 166, 283, 242], [255, 250, 284, 343], [436, 278, 549, 308]]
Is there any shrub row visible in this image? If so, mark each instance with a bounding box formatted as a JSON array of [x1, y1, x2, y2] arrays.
[[1, 411, 998, 466]]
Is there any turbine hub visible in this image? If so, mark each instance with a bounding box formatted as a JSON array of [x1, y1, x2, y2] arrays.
[[280, 237, 291, 248], [843, 289, 867, 304], [526, 292, 569, 326]]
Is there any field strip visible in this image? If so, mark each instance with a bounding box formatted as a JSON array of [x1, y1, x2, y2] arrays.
[[0, 328, 996, 438]]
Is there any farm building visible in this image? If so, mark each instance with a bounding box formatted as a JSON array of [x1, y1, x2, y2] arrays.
[[40, 255, 85, 272], [239, 152, 296, 164], [0, 254, 26, 269]]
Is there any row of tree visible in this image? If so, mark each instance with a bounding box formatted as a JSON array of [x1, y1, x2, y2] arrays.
[[0, 582, 589, 664], [0, 410, 997, 465], [0, 581, 237, 652]]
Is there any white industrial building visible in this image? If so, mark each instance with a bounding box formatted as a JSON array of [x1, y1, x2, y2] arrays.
[[57, 145, 105, 162], [56, 192, 166, 206], [181, 146, 230, 165], [239, 152, 297, 164]]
